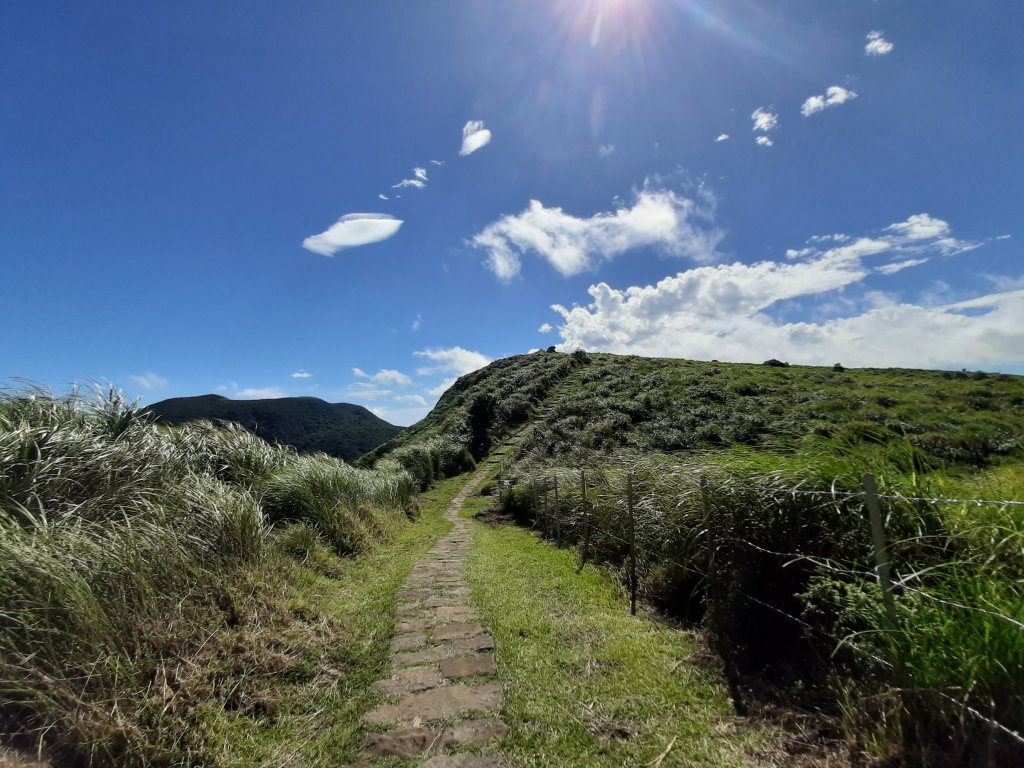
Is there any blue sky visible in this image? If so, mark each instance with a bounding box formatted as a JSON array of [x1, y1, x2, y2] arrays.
[[3, 1, 1022, 425]]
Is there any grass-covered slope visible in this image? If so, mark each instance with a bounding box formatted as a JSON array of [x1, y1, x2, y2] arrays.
[[147, 394, 402, 461], [377, 350, 1024, 766], [374, 349, 1024, 471]]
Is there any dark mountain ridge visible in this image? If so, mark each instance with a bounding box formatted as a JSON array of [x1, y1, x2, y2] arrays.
[[146, 394, 402, 460]]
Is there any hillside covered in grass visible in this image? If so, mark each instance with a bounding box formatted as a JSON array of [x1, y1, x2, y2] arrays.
[[371, 350, 1024, 766], [146, 394, 402, 461]]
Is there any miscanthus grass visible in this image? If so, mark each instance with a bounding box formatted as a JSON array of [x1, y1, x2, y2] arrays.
[[0, 386, 415, 765]]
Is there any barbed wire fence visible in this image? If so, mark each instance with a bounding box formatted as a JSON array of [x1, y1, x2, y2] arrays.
[[495, 464, 1024, 756]]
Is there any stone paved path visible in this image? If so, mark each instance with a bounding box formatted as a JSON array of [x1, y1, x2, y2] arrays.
[[356, 468, 507, 767]]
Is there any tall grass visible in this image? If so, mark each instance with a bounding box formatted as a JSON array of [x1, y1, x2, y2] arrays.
[[0, 386, 415, 764], [500, 447, 1024, 765]]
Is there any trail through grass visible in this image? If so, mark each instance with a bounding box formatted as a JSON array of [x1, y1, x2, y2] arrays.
[[461, 493, 767, 767], [196, 474, 466, 767]]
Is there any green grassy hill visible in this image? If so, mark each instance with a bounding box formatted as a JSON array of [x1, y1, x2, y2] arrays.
[[373, 349, 1024, 469], [147, 394, 402, 461], [371, 350, 1024, 766]]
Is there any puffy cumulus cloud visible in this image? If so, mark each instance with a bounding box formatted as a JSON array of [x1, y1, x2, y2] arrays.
[[885, 213, 950, 241], [353, 368, 413, 386], [238, 387, 288, 399], [470, 187, 723, 281], [755, 136, 774, 147], [801, 86, 858, 117], [751, 107, 778, 133], [539, 322, 553, 333], [548, 215, 1013, 370], [414, 346, 491, 376], [413, 167, 428, 182], [302, 213, 403, 256], [460, 120, 492, 156], [715, 133, 730, 142], [866, 31, 894, 56], [128, 372, 168, 391], [290, 370, 313, 379]]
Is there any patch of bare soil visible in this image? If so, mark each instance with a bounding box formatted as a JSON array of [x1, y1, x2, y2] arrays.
[[473, 507, 514, 527]]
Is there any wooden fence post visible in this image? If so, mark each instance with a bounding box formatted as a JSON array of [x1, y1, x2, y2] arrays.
[[578, 469, 589, 573], [628, 471, 637, 616], [553, 475, 561, 546]]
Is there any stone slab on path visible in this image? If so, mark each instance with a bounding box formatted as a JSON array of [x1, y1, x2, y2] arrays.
[[357, 462, 509, 766], [440, 654, 496, 679], [362, 683, 504, 726]]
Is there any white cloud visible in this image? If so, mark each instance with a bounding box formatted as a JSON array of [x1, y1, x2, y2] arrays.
[[128, 372, 168, 391], [716, 133, 730, 142], [548, 216, 1013, 369], [755, 136, 774, 147], [413, 167, 428, 182], [866, 31, 894, 56], [353, 368, 412, 386], [427, 377, 458, 397], [369, 406, 389, 419], [430, 159, 445, 166], [460, 120, 492, 156], [392, 178, 425, 190], [471, 186, 723, 281], [751, 107, 778, 132], [539, 322, 553, 333], [412, 313, 422, 331], [801, 86, 858, 117], [393, 394, 428, 406], [290, 370, 313, 379], [238, 387, 288, 399], [876, 258, 927, 275], [885, 213, 950, 241], [345, 384, 393, 400], [414, 346, 491, 376], [302, 213, 403, 256], [598, 144, 615, 158]]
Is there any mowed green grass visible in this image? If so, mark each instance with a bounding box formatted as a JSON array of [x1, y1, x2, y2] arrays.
[[461, 493, 765, 768]]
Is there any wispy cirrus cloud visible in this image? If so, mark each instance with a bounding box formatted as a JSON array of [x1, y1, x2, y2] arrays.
[[238, 387, 288, 399], [392, 178, 425, 190], [865, 30, 894, 56], [128, 372, 168, 391], [460, 120, 492, 156], [470, 185, 723, 281], [801, 86, 858, 117], [353, 367, 413, 386], [547, 214, 1012, 370], [302, 213, 403, 256], [290, 370, 312, 379]]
